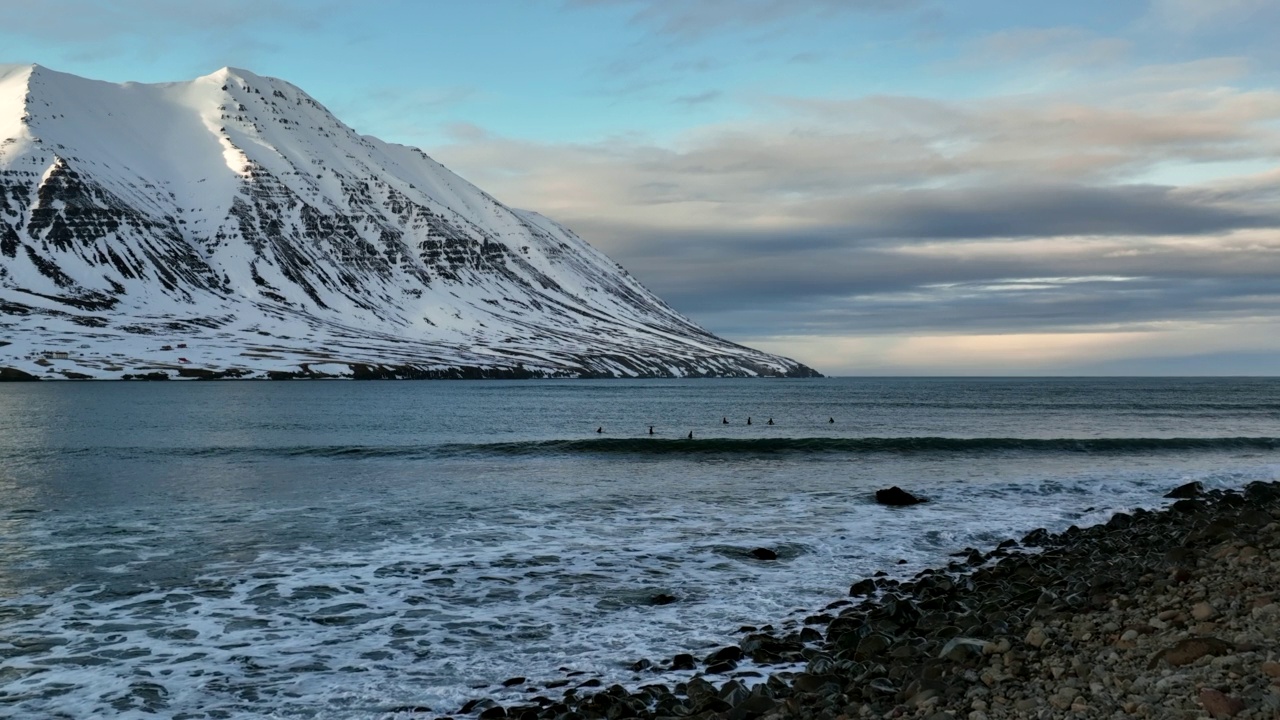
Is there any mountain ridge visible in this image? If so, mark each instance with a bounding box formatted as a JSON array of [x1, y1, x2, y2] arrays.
[[0, 64, 819, 380]]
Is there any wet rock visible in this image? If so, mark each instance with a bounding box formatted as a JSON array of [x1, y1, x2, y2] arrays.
[[717, 679, 749, 705], [649, 593, 678, 606], [728, 690, 777, 720], [670, 653, 696, 670], [792, 673, 842, 693], [849, 578, 877, 597], [1107, 512, 1134, 528], [1165, 481, 1204, 499], [1199, 688, 1246, 718], [937, 636, 985, 661], [853, 633, 891, 660], [459, 698, 497, 714], [501, 677, 525, 687], [749, 547, 778, 560], [1152, 636, 1234, 667], [705, 646, 744, 665], [1021, 528, 1051, 546], [875, 486, 927, 506]]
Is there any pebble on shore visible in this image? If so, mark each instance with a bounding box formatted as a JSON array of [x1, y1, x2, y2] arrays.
[[441, 481, 1280, 720]]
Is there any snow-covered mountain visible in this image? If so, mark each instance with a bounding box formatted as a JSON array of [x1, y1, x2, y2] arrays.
[[0, 64, 817, 380]]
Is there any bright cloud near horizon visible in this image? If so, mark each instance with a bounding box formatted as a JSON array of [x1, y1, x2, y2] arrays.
[[3, 0, 1279, 375]]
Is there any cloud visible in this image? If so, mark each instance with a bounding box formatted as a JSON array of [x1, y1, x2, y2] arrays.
[[430, 54, 1280, 373], [567, 0, 921, 40], [970, 27, 1131, 72], [0, 0, 340, 67], [0, 0, 333, 40], [672, 90, 723, 107], [439, 83, 1280, 238], [615, 229, 1280, 327], [746, 321, 1280, 375], [814, 184, 1280, 240], [1147, 0, 1280, 33]]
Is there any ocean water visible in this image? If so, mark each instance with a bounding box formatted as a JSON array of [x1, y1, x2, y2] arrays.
[[1, 377, 1278, 718]]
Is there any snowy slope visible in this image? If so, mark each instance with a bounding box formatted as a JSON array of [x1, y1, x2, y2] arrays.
[[0, 64, 818, 380]]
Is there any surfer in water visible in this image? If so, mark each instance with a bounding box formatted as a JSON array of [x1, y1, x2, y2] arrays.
[[829, 417, 835, 423], [649, 425, 654, 435], [722, 417, 728, 424], [687, 431, 694, 439], [597, 426, 603, 434], [767, 418, 774, 425], [747, 417, 752, 425]]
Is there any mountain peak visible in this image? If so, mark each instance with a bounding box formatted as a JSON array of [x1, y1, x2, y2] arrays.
[[0, 66, 818, 380], [204, 66, 269, 84]]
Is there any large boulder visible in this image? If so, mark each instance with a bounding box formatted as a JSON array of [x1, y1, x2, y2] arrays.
[[1164, 481, 1203, 499], [875, 486, 927, 506]]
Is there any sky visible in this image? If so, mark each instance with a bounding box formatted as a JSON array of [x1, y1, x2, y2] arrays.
[[2, 0, 1279, 375]]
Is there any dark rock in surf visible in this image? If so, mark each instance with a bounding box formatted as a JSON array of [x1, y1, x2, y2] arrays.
[[849, 578, 877, 597], [1022, 527, 1051, 546], [704, 645, 744, 665], [670, 653, 696, 670], [501, 677, 525, 687], [750, 547, 778, 560], [1165, 481, 1203, 499], [1107, 512, 1134, 529], [649, 593, 678, 606], [875, 486, 927, 506], [459, 698, 497, 714]]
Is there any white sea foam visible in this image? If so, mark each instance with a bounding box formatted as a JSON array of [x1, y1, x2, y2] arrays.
[[2, 462, 1276, 719]]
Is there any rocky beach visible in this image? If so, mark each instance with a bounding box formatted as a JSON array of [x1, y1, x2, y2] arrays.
[[448, 480, 1280, 720]]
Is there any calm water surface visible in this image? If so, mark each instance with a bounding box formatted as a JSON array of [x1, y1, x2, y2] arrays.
[[1, 378, 1278, 718]]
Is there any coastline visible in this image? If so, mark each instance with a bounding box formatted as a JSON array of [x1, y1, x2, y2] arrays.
[[0, 363, 823, 381], [445, 481, 1280, 720]]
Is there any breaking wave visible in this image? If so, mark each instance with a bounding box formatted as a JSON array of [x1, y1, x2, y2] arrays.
[[7, 436, 1278, 463]]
